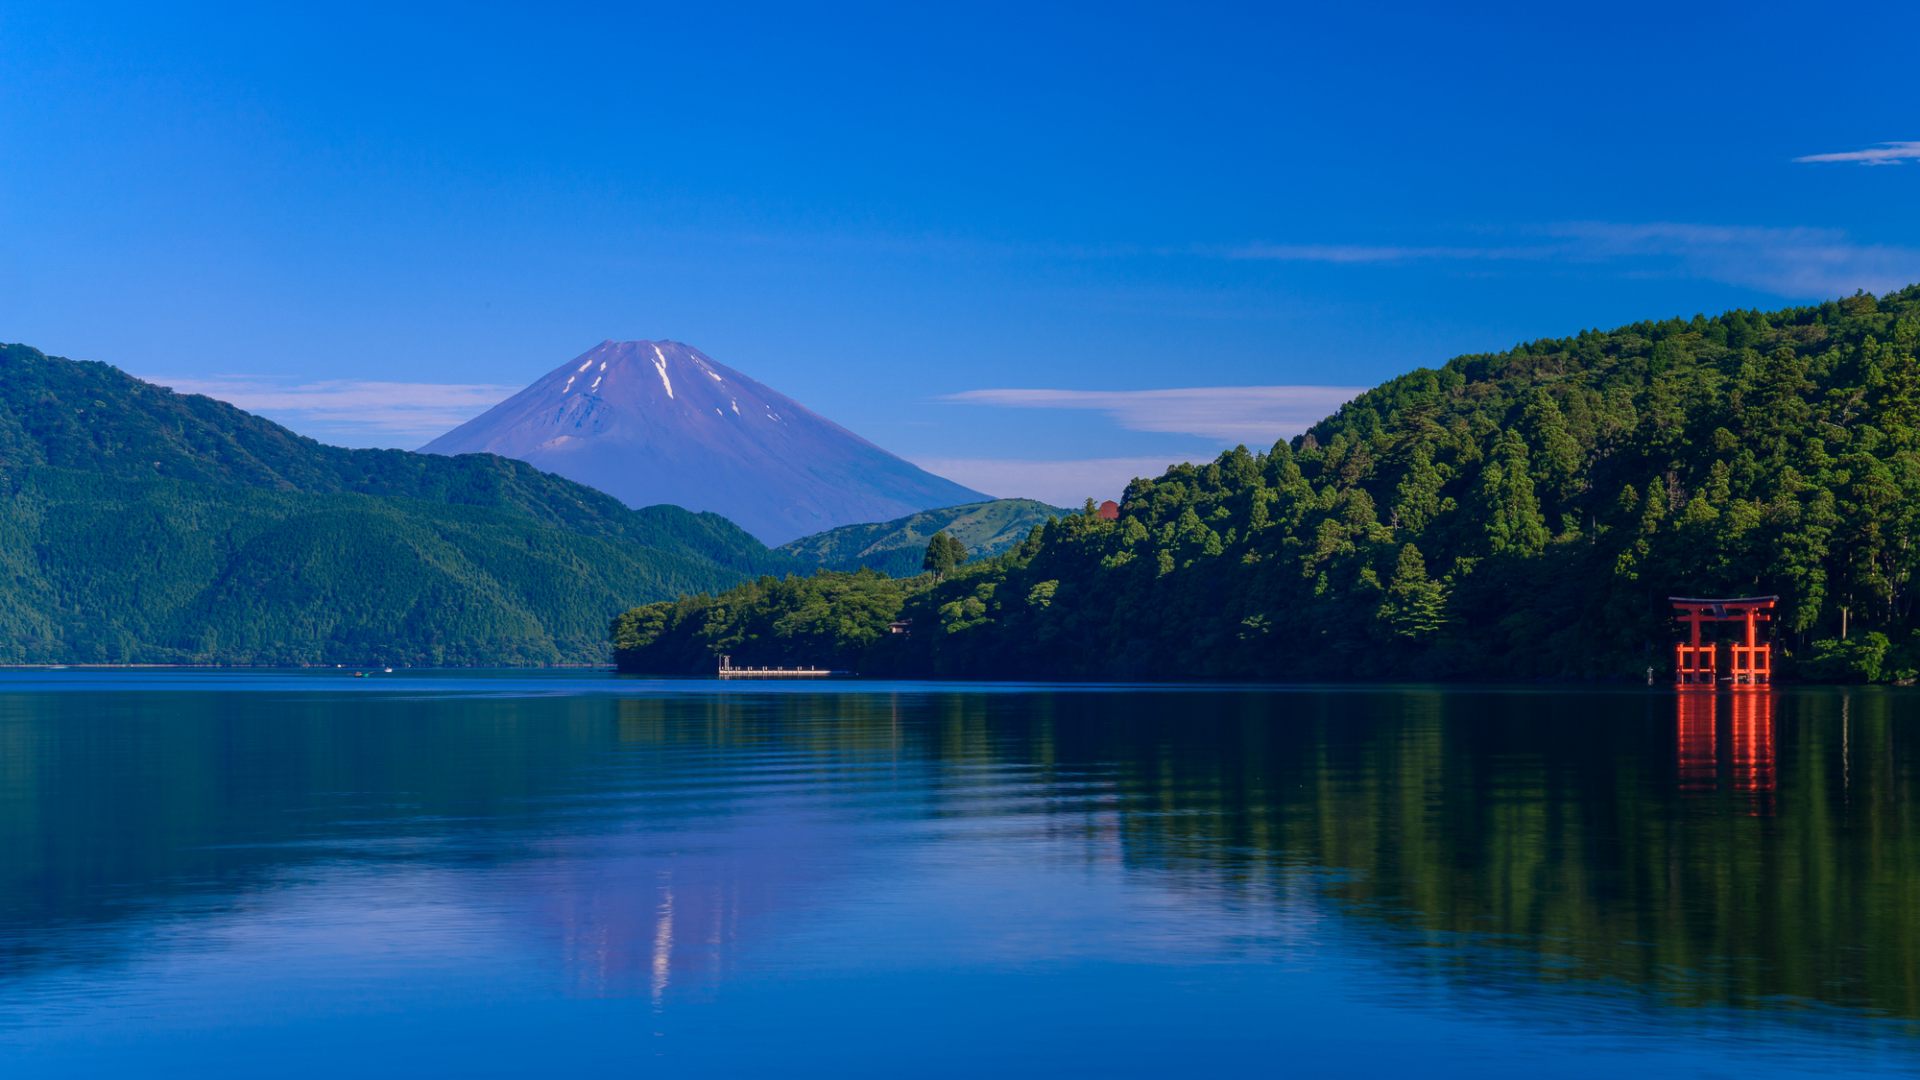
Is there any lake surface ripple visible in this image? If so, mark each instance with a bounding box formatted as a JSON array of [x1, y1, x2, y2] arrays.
[[0, 672, 1915, 1075]]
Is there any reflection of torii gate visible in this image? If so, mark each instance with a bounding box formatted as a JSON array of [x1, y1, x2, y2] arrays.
[[1671, 595, 1777, 688], [1673, 690, 1777, 814]]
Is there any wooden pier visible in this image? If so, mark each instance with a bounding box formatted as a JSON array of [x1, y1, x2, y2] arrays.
[[716, 655, 836, 680]]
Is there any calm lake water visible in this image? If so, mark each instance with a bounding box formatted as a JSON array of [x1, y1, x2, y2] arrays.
[[0, 673, 1916, 1076]]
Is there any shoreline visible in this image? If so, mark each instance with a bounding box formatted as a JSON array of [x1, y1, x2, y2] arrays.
[[2, 666, 1909, 691], [0, 663, 615, 671]]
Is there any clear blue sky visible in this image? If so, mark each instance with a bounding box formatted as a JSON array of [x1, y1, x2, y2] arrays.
[[6, 1, 1919, 502]]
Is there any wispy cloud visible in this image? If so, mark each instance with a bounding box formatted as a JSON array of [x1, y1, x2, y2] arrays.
[[1224, 242, 1554, 263], [142, 374, 513, 447], [1226, 221, 1920, 299], [942, 386, 1362, 446], [1549, 221, 1920, 298], [1794, 141, 1920, 166], [913, 456, 1196, 506]]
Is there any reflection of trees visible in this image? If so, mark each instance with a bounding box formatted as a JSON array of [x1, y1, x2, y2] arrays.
[[0, 691, 640, 978], [4, 685, 1917, 1025], [964, 688, 1920, 1023], [610, 686, 1920, 1021]]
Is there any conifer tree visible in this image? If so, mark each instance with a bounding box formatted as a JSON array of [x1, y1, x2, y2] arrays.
[[922, 532, 967, 581], [1392, 443, 1448, 534], [1378, 544, 1447, 639], [1521, 390, 1583, 503], [1479, 431, 1548, 556]]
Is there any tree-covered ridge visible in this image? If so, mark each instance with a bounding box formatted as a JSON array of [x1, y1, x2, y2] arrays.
[[0, 343, 771, 547], [615, 286, 1920, 681], [775, 498, 1062, 577], [0, 343, 797, 665]]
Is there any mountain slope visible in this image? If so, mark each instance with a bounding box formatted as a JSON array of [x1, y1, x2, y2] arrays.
[[778, 499, 1063, 577], [419, 340, 987, 544], [0, 343, 796, 665], [615, 286, 1920, 682]]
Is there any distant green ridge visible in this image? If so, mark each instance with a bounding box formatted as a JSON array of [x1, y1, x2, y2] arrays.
[[777, 499, 1064, 577], [0, 343, 797, 665]]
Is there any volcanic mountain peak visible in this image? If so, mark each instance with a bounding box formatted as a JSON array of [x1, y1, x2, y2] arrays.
[[482, 340, 831, 440], [566, 340, 698, 400], [421, 341, 987, 544]]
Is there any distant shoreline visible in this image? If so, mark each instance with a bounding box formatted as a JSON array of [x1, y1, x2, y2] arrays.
[[0, 663, 616, 671]]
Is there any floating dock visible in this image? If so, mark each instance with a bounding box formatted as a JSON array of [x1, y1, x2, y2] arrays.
[[716, 655, 836, 679]]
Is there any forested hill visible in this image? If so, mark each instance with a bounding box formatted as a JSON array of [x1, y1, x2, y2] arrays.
[[775, 499, 1063, 577], [616, 286, 1920, 682], [0, 343, 795, 666]]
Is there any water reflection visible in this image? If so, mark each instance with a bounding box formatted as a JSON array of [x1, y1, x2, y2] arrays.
[[0, 678, 1917, 1073], [1730, 691, 1778, 813], [1676, 692, 1717, 793], [1674, 691, 1779, 813]]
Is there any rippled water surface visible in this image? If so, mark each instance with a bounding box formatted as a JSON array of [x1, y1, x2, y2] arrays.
[[1, 672, 1917, 1075]]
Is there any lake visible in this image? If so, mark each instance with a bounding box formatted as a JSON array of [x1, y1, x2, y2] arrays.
[[0, 672, 1915, 1076]]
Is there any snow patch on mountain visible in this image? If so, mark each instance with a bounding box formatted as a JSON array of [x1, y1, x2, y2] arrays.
[[650, 345, 674, 399]]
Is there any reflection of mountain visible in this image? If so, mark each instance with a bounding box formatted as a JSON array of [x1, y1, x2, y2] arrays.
[[1, 681, 1914, 1028], [535, 812, 857, 1002], [0, 686, 899, 1000], [0, 689, 614, 977], [533, 710, 868, 1001]]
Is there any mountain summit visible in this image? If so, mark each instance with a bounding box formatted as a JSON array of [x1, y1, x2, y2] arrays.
[[420, 341, 986, 543]]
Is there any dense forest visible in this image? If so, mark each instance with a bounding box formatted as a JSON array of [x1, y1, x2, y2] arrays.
[[774, 498, 1061, 577], [0, 344, 796, 665], [616, 286, 1920, 682]]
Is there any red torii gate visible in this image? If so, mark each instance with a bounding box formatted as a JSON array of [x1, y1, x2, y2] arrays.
[[1671, 595, 1777, 688]]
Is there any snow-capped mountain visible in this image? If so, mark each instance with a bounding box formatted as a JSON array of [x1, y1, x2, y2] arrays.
[[419, 340, 987, 544]]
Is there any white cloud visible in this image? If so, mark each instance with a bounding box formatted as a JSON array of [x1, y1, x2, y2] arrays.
[[1226, 221, 1920, 299], [927, 385, 1359, 505], [913, 456, 1198, 506], [1794, 141, 1920, 166], [941, 386, 1362, 445], [141, 374, 514, 447]]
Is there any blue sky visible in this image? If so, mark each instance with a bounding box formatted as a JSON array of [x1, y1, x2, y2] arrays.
[[5, 1, 1920, 503]]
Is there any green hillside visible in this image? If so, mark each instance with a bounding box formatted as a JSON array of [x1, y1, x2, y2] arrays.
[[616, 286, 1920, 682], [0, 343, 795, 665], [777, 499, 1063, 576]]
